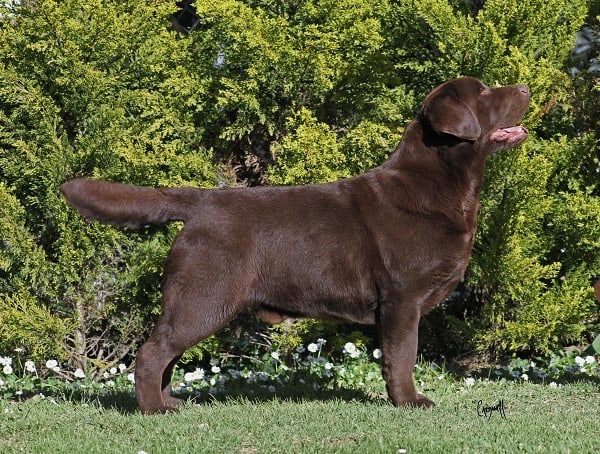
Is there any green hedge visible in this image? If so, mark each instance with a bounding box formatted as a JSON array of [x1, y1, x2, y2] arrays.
[[1, 0, 598, 369]]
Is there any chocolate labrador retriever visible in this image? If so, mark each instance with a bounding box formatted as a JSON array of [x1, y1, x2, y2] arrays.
[[60, 77, 530, 414]]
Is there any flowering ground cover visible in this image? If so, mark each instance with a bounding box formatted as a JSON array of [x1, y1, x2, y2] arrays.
[[1, 342, 599, 452]]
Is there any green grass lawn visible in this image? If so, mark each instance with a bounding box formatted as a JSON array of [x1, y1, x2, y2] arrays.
[[1, 378, 599, 453]]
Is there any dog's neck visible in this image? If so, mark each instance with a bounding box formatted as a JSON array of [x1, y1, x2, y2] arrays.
[[377, 119, 489, 232]]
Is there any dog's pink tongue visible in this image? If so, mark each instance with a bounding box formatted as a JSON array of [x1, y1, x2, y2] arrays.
[[490, 126, 528, 147]]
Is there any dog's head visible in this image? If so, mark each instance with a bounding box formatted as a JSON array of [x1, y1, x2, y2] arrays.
[[421, 77, 530, 151]]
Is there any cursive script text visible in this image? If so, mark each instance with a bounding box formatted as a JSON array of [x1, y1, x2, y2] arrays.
[[477, 399, 506, 419]]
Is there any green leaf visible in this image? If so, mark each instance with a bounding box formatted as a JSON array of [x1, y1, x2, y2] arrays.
[[592, 334, 600, 354]]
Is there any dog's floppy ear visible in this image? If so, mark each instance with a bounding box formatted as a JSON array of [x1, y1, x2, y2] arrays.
[[422, 93, 481, 140]]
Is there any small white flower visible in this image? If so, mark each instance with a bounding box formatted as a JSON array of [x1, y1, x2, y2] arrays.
[[103, 372, 110, 379], [3, 365, 13, 375], [270, 351, 280, 360], [317, 338, 327, 346], [107, 380, 115, 387], [109, 367, 117, 375], [24, 360, 36, 373], [372, 348, 382, 359], [549, 381, 558, 388], [127, 373, 135, 383], [0, 356, 12, 366], [184, 372, 195, 382], [118, 363, 127, 372], [574, 356, 585, 367], [45, 359, 60, 372], [74, 368, 86, 379], [184, 368, 205, 382], [521, 373, 529, 381], [585, 355, 596, 365], [307, 343, 318, 353], [15, 390, 23, 396], [437, 374, 445, 380], [211, 366, 221, 374], [343, 342, 357, 355], [464, 377, 475, 387], [324, 362, 333, 370]]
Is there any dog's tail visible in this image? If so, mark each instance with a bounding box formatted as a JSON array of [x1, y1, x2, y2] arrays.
[[60, 178, 201, 229]]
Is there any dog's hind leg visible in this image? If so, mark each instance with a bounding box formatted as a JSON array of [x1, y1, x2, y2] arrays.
[[161, 354, 184, 409], [134, 323, 187, 415], [134, 287, 239, 414], [134, 231, 246, 414], [134, 308, 235, 415]]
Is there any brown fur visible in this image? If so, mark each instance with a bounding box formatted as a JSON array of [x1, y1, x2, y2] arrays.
[[60, 77, 530, 414]]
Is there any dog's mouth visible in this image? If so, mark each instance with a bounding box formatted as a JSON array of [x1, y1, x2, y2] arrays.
[[490, 126, 528, 148]]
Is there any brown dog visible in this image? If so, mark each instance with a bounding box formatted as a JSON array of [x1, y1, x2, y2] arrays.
[[60, 77, 530, 414]]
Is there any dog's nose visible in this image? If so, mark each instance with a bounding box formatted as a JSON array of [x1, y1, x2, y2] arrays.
[[517, 84, 530, 96]]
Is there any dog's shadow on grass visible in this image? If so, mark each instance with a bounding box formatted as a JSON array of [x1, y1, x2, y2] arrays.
[[48, 361, 600, 414], [55, 381, 382, 415]]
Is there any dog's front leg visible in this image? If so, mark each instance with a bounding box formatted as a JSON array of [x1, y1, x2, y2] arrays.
[[378, 298, 434, 408]]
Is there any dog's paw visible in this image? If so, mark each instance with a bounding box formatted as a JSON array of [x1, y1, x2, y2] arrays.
[[415, 394, 435, 408], [394, 394, 435, 409], [149, 405, 180, 415]]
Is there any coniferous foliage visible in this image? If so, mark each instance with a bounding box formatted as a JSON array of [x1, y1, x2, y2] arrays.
[[1, 0, 599, 370]]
